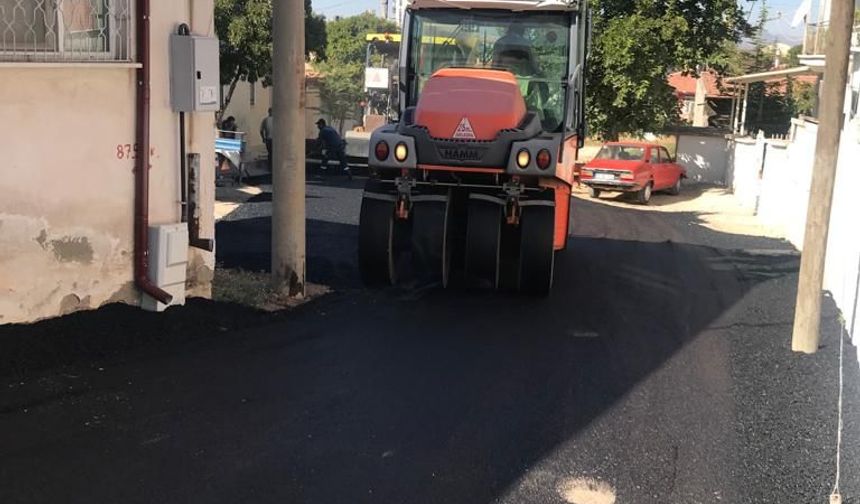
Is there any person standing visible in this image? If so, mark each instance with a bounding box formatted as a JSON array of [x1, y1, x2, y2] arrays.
[[316, 118, 350, 178], [260, 108, 274, 169]]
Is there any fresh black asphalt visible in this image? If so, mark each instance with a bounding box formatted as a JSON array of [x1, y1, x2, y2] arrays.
[[1, 175, 858, 503]]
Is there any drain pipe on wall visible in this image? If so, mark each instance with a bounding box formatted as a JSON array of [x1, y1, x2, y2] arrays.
[[177, 23, 190, 225], [134, 0, 173, 305]]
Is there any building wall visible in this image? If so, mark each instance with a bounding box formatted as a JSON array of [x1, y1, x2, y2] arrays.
[[0, 0, 216, 324], [221, 76, 357, 159], [825, 125, 860, 349], [221, 80, 271, 159]]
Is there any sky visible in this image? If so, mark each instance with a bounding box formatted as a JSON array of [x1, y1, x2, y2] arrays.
[[743, 0, 816, 45], [312, 0, 383, 19], [309, 0, 838, 46]]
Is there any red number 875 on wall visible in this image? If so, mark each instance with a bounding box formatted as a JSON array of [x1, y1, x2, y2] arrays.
[[116, 144, 156, 160]]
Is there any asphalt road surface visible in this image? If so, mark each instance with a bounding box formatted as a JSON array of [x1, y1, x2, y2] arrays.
[[1, 174, 859, 504]]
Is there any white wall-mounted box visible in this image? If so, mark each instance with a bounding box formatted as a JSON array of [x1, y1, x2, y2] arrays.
[[142, 224, 188, 312]]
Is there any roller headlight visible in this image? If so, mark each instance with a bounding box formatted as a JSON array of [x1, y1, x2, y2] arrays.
[[516, 149, 530, 169], [394, 142, 408, 162]]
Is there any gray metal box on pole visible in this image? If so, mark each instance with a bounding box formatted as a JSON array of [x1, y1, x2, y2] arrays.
[[169, 34, 220, 112]]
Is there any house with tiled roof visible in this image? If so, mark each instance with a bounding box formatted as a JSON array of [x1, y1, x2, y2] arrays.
[[668, 70, 734, 127]]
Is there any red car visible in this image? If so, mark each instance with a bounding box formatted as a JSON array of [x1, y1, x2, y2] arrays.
[[580, 142, 686, 204]]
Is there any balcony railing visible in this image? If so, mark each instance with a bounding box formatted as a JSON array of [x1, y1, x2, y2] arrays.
[[803, 21, 860, 55]]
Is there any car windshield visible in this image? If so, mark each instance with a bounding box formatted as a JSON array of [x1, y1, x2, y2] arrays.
[[594, 145, 646, 161], [408, 9, 570, 132]]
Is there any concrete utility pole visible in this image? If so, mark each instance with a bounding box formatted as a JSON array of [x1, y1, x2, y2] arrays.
[[271, 0, 306, 297], [692, 75, 708, 127], [791, 0, 853, 353]]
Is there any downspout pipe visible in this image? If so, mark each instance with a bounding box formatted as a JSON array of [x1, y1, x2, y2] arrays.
[[177, 24, 190, 224], [134, 0, 173, 305]]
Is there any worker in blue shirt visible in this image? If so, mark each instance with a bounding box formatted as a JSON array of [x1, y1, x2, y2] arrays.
[[316, 118, 350, 178]]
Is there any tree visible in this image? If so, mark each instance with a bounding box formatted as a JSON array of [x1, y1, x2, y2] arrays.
[[730, 0, 802, 136], [216, 0, 272, 121], [305, 0, 327, 60], [325, 13, 397, 65], [786, 45, 802, 67], [791, 80, 817, 117], [749, 1, 772, 125], [587, 14, 684, 139], [586, 0, 753, 139], [215, 0, 326, 119], [316, 61, 365, 133], [315, 14, 398, 132]]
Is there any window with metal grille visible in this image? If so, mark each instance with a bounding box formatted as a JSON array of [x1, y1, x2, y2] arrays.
[[0, 0, 133, 62]]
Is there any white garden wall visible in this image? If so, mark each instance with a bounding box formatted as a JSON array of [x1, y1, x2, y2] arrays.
[[728, 118, 860, 357], [675, 134, 730, 184]]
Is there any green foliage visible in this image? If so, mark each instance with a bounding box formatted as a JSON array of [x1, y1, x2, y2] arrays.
[[786, 45, 802, 68], [325, 13, 398, 64], [305, 0, 327, 60], [215, 0, 327, 117], [315, 14, 398, 131], [316, 61, 365, 133], [586, 0, 753, 139], [216, 0, 273, 87], [726, 2, 812, 136], [587, 13, 683, 139], [719, 41, 751, 77], [791, 80, 817, 117]]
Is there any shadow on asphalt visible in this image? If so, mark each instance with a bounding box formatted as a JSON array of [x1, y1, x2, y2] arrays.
[[3, 176, 855, 503], [204, 190, 811, 502], [217, 217, 361, 289]]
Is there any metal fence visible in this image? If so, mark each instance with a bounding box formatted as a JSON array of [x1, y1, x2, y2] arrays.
[[804, 22, 828, 55], [803, 22, 860, 55], [0, 0, 133, 62]]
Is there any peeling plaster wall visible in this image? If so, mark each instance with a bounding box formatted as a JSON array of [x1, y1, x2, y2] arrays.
[[0, 0, 216, 325]]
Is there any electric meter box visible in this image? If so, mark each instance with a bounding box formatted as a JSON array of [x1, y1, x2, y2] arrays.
[[169, 34, 220, 112]]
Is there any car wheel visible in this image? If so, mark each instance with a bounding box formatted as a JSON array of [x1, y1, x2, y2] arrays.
[[589, 187, 601, 199], [668, 177, 681, 196], [636, 182, 653, 205]]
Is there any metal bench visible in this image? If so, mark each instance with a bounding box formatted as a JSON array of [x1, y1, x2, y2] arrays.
[[215, 131, 247, 185]]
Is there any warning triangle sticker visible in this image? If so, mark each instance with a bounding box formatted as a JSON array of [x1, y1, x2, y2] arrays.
[[452, 117, 476, 140]]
